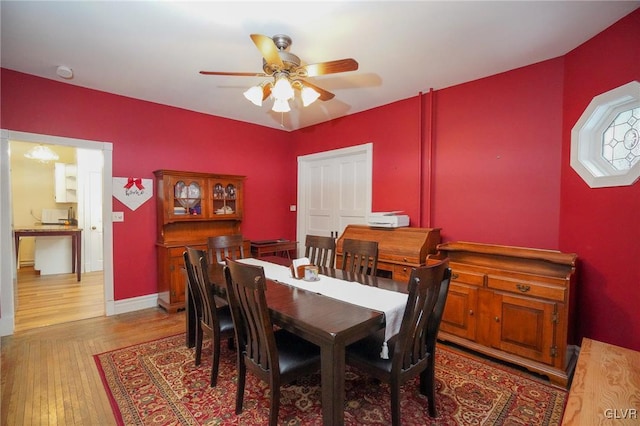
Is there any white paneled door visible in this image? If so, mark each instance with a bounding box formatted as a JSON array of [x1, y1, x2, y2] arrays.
[[297, 143, 372, 255]]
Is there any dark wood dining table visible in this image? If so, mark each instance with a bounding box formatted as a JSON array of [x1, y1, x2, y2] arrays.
[[185, 256, 408, 426]]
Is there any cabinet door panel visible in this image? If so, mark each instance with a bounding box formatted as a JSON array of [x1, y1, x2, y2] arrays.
[[440, 283, 478, 340], [490, 293, 555, 365]]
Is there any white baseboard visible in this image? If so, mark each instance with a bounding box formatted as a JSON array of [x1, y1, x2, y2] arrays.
[[0, 315, 14, 337], [110, 293, 159, 315], [0, 294, 159, 336]]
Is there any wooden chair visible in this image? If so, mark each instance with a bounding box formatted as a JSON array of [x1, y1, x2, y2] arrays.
[[341, 238, 379, 276], [184, 247, 235, 387], [207, 234, 245, 264], [304, 234, 336, 267], [224, 259, 321, 426], [345, 259, 451, 425]]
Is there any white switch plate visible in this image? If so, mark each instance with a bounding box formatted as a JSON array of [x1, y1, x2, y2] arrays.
[[112, 211, 124, 222], [289, 205, 297, 212]]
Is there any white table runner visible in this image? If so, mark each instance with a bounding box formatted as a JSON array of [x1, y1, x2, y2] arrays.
[[238, 258, 408, 358]]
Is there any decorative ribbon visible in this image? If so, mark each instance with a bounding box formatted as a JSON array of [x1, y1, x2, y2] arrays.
[[124, 177, 144, 190]]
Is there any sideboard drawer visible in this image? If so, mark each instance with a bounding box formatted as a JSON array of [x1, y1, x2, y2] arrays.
[[487, 275, 565, 302]]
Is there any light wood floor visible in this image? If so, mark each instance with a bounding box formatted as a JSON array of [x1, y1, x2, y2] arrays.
[[1, 308, 186, 426], [14, 267, 105, 332]]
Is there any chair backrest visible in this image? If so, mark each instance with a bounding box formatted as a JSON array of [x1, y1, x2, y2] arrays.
[[392, 259, 451, 372], [426, 262, 452, 354], [224, 259, 279, 381], [341, 238, 379, 276], [183, 250, 203, 320], [186, 246, 219, 330], [304, 235, 336, 268], [208, 234, 245, 264]]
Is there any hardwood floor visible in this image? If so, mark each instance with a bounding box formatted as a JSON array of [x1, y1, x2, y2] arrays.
[[1, 308, 186, 425], [15, 267, 105, 332]]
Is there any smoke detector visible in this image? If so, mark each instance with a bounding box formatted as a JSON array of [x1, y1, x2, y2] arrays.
[[56, 65, 73, 79]]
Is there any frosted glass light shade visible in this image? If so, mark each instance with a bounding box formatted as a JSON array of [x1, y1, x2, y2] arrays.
[[24, 145, 59, 162], [301, 86, 320, 106], [272, 77, 294, 100], [243, 85, 263, 106], [272, 98, 291, 113]]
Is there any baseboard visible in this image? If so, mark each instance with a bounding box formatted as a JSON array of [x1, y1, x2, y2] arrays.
[[0, 315, 14, 337], [112, 293, 159, 315]]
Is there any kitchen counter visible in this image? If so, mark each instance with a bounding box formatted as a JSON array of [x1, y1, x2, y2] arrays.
[[14, 226, 83, 281]]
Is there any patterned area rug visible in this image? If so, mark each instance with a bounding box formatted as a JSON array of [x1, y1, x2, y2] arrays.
[[94, 334, 567, 425]]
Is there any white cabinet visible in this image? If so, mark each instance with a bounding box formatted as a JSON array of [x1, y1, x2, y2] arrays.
[[54, 163, 77, 202]]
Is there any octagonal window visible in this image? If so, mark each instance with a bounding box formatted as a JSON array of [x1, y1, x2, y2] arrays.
[[571, 81, 640, 188]]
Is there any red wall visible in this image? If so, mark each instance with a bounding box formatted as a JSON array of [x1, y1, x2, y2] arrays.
[[560, 9, 640, 351], [1, 69, 295, 300], [292, 58, 565, 249]]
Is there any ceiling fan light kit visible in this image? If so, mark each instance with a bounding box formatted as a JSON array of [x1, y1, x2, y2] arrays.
[[201, 33, 358, 113]]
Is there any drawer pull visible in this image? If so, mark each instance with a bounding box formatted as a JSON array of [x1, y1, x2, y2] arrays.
[[495, 316, 500, 322], [451, 273, 459, 280], [516, 284, 531, 292], [469, 310, 474, 316]]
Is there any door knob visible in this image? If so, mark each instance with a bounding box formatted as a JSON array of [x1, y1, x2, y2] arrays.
[[91, 226, 97, 230]]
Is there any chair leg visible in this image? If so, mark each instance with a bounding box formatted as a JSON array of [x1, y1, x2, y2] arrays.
[[235, 359, 246, 415], [420, 357, 437, 417], [195, 324, 204, 366], [390, 379, 401, 426], [210, 332, 221, 387], [269, 384, 281, 426]]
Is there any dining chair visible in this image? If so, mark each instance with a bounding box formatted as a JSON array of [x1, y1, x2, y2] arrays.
[[184, 247, 235, 387], [224, 259, 322, 426], [304, 234, 336, 267], [344, 258, 451, 425], [207, 234, 246, 264], [341, 238, 379, 276]]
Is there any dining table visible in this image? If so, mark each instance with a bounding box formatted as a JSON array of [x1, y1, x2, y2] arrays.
[[185, 256, 410, 426]]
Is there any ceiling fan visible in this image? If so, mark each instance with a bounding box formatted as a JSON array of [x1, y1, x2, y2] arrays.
[[200, 34, 359, 111]]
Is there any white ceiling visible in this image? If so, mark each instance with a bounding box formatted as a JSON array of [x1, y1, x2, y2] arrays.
[[2, 1, 638, 131]]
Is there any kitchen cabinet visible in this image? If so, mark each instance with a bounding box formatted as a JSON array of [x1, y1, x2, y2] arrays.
[[54, 162, 77, 203], [431, 241, 578, 387], [154, 170, 246, 312]]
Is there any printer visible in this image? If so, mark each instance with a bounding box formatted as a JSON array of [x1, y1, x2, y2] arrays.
[[367, 212, 410, 228]]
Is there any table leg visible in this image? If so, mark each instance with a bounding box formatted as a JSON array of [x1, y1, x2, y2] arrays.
[[320, 342, 345, 426], [75, 232, 82, 282]]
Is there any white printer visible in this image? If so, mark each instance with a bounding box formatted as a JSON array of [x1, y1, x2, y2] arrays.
[[367, 212, 410, 228]]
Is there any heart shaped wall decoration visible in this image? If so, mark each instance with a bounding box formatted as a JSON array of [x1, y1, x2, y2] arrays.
[[112, 177, 153, 211]]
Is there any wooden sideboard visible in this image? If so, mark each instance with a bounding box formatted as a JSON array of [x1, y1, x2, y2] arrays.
[[336, 225, 441, 281], [562, 338, 640, 425], [431, 241, 578, 387]]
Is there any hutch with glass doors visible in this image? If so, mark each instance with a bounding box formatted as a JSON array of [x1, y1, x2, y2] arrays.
[[154, 169, 247, 312]]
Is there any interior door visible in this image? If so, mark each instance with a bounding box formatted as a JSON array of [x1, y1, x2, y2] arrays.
[[297, 143, 372, 254], [78, 148, 104, 272]]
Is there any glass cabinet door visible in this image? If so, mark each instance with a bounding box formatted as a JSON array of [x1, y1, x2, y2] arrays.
[[171, 179, 204, 218], [211, 180, 241, 218]]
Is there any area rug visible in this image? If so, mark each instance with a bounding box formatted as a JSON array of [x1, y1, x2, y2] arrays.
[[94, 334, 567, 425]]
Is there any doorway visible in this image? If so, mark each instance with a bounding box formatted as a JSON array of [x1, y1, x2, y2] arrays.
[[0, 129, 114, 336], [296, 143, 373, 253]]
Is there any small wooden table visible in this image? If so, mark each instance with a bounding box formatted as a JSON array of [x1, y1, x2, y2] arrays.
[[562, 338, 640, 425], [14, 226, 82, 282], [250, 239, 298, 259]]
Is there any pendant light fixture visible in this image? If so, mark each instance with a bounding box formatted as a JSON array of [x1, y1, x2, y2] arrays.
[[24, 144, 59, 163]]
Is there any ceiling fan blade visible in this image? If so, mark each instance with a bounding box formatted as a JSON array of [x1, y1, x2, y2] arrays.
[[262, 84, 272, 101], [250, 34, 284, 71], [299, 80, 335, 101], [199, 71, 267, 77], [300, 58, 359, 77]]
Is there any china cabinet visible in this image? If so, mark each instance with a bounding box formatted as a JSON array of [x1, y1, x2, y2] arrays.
[[154, 170, 247, 312], [430, 241, 578, 386]]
